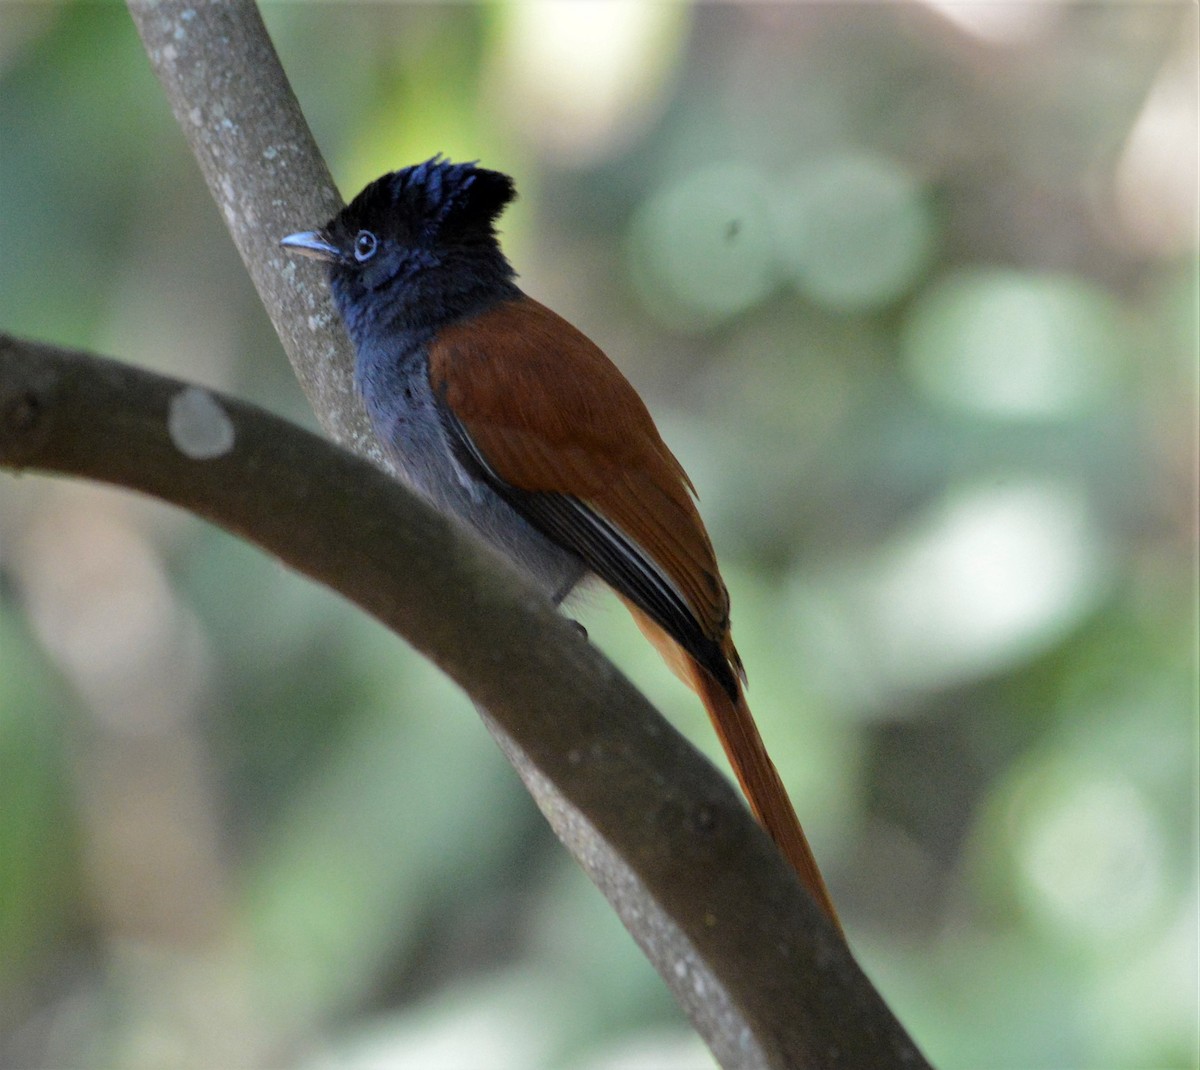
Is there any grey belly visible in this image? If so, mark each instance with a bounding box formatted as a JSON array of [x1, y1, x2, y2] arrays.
[[362, 362, 586, 605]]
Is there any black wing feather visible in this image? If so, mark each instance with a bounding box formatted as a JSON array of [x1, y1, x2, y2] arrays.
[[440, 406, 735, 694]]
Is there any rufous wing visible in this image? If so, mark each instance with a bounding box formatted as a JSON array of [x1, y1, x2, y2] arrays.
[[428, 296, 733, 674]]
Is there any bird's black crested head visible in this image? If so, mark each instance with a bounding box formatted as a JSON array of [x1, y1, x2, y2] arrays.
[[286, 157, 521, 336], [331, 155, 517, 258]]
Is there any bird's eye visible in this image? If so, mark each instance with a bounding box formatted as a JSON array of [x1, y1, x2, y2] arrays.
[[353, 230, 378, 262]]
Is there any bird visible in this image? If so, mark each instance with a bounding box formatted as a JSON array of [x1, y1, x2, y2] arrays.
[[281, 156, 841, 932]]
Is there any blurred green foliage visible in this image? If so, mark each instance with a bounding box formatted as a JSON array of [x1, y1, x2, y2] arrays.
[[1, 3, 1195, 1068]]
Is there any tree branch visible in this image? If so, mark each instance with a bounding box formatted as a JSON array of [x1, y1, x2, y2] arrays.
[[127, 0, 377, 462], [1, 335, 927, 1069]]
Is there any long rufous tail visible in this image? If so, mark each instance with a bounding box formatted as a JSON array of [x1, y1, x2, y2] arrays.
[[622, 601, 843, 935], [691, 666, 842, 934]]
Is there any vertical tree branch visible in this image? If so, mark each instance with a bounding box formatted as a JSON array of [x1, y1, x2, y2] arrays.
[[128, 0, 375, 461]]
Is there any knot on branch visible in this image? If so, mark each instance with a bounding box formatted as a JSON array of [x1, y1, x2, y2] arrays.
[[0, 335, 57, 467]]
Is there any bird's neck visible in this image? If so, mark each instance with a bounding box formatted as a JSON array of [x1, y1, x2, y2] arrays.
[[336, 253, 520, 349]]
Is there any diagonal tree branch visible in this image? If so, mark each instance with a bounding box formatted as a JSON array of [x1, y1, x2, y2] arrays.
[[0, 334, 928, 1070]]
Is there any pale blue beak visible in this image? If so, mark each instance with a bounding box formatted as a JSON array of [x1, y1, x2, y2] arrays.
[[280, 230, 343, 263]]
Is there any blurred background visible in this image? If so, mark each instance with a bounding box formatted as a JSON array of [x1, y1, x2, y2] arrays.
[[1, 3, 1196, 1068]]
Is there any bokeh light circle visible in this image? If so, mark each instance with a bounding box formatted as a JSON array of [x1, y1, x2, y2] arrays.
[[628, 162, 776, 329], [902, 268, 1124, 418], [775, 152, 934, 312]]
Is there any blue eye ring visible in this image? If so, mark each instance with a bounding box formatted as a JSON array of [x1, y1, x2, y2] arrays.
[[353, 230, 378, 262]]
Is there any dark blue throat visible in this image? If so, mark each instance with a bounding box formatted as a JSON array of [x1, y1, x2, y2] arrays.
[[328, 248, 519, 349]]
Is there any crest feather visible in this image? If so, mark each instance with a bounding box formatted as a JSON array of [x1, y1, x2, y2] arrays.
[[373, 155, 516, 238]]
